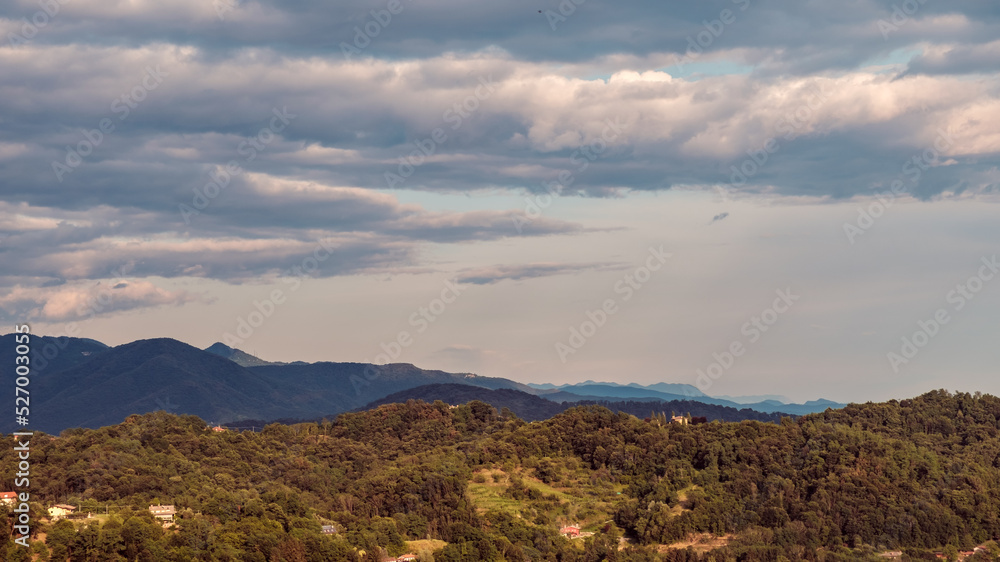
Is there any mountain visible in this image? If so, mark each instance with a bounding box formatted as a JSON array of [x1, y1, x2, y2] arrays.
[[204, 342, 276, 367], [526, 380, 705, 397], [1, 334, 840, 433], [525, 381, 840, 414], [538, 383, 701, 401], [0, 333, 109, 375], [197, 343, 845, 419], [21, 338, 292, 433], [3, 336, 539, 433], [361, 383, 790, 423], [713, 393, 790, 404], [630, 382, 707, 396], [362, 384, 568, 421], [530, 385, 842, 415]]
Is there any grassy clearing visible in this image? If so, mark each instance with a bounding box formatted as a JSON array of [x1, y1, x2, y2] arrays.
[[406, 539, 447, 553], [467, 469, 528, 517], [658, 533, 733, 553], [467, 466, 619, 532]]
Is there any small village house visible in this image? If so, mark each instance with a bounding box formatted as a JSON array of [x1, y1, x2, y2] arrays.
[[149, 504, 176, 523], [559, 525, 581, 538], [48, 504, 76, 520], [0, 492, 17, 506]]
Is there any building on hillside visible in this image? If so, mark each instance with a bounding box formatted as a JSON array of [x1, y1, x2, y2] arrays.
[[149, 505, 176, 523], [321, 525, 337, 535], [0, 492, 17, 505], [559, 525, 581, 538], [671, 415, 689, 425], [211, 426, 227, 432], [49, 504, 76, 519]]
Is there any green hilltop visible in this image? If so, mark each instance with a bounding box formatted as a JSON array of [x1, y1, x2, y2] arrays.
[[2, 390, 1000, 561]]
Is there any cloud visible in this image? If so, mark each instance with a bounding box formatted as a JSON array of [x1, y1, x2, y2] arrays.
[[0, 280, 202, 322], [0, 187, 583, 290], [904, 39, 1000, 76], [2, 42, 997, 214], [710, 212, 729, 224], [2, 0, 1000, 306], [455, 262, 628, 285]]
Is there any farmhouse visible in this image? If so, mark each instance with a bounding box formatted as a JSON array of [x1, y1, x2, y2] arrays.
[[48, 504, 76, 519], [149, 504, 176, 523], [559, 525, 581, 538]]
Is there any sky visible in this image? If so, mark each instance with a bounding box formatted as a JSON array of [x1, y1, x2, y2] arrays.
[[1, 0, 998, 404]]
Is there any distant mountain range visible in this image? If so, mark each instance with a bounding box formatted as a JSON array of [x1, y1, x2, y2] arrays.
[[363, 383, 788, 423], [0, 334, 843, 433], [527, 381, 839, 416], [527, 380, 706, 396]]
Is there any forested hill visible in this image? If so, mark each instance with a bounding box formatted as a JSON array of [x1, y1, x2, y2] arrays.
[[2, 390, 1000, 561], [363, 383, 789, 423]]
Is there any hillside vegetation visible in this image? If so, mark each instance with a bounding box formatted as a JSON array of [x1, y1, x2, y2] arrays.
[[1, 390, 1000, 561]]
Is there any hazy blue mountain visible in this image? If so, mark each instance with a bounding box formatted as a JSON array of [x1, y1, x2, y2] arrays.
[[2, 337, 538, 433], [204, 342, 276, 367], [0, 334, 843, 433], [361, 383, 789, 423], [533, 384, 702, 402], [15, 338, 291, 433], [523, 380, 841, 414], [362, 384, 568, 421], [713, 394, 791, 404], [0, 333, 109, 375], [535, 389, 841, 415]]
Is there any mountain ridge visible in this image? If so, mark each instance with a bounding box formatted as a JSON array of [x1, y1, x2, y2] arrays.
[[0, 334, 842, 433]]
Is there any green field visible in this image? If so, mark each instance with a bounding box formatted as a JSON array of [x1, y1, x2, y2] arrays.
[[466, 465, 621, 533]]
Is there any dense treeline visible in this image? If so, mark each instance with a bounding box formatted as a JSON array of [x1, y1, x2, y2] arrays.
[[1, 390, 999, 561], [360, 383, 788, 423]]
